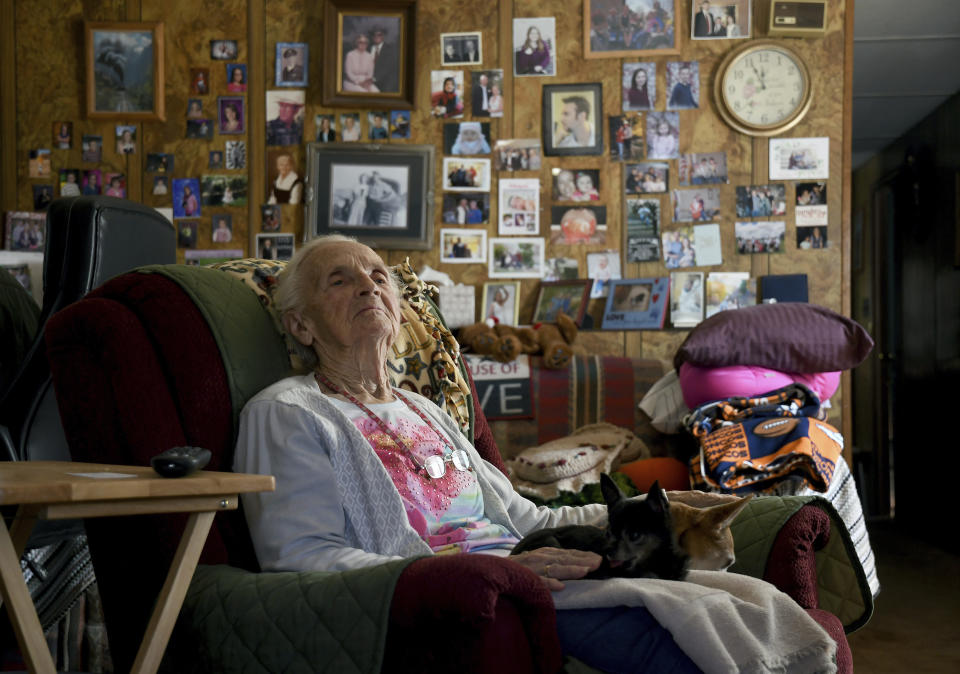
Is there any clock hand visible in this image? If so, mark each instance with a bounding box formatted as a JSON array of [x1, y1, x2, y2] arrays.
[[751, 64, 766, 90]]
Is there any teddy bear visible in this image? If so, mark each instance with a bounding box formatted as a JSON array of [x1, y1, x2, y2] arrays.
[[457, 312, 578, 369]]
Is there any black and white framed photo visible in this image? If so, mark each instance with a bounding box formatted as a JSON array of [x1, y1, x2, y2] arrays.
[[441, 228, 487, 263], [542, 83, 604, 156], [489, 237, 545, 279], [275, 42, 308, 87], [306, 142, 434, 250], [441, 32, 482, 66]]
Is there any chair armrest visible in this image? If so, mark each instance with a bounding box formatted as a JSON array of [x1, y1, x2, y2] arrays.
[[763, 504, 831, 609]]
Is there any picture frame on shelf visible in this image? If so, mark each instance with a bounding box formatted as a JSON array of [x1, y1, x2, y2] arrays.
[[532, 280, 591, 326], [583, 0, 680, 59], [323, 0, 416, 108], [85, 21, 165, 121], [305, 142, 435, 250], [602, 277, 670, 330], [542, 83, 604, 157], [481, 281, 521, 325]]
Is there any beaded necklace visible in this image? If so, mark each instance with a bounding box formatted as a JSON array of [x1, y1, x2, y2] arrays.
[[314, 371, 471, 479]]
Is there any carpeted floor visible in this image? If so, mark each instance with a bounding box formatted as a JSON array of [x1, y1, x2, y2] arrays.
[[846, 520, 960, 672]]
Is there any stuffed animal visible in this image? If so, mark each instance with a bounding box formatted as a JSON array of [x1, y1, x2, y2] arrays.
[[457, 312, 578, 369]]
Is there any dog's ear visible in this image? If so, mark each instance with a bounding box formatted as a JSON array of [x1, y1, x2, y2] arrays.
[[599, 473, 624, 508], [646, 480, 669, 514]]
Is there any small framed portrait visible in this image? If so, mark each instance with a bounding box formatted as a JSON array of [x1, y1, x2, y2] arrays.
[[54, 122, 73, 149], [85, 21, 165, 121], [691, 0, 751, 40], [442, 157, 491, 192], [586, 250, 622, 299], [441, 228, 487, 263], [532, 280, 591, 326], [481, 281, 520, 325], [32, 184, 54, 211], [186, 118, 214, 139], [104, 172, 126, 198], [266, 149, 302, 205], [666, 61, 700, 110], [735, 220, 786, 254], [489, 237, 544, 279], [324, 0, 415, 108], [626, 162, 669, 194], [29, 149, 51, 178], [584, 0, 679, 58], [551, 168, 601, 202], [211, 214, 233, 243], [177, 220, 198, 249], [444, 122, 492, 156], [202, 174, 249, 207], [146, 152, 173, 173], [542, 83, 604, 157], [209, 150, 224, 169], [189, 67, 210, 95], [265, 90, 305, 146], [678, 152, 728, 185], [367, 111, 390, 140], [430, 70, 464, 118], [622, 62, 655, 111], [603, 278, 670, 330], [735, 184, 787, 217], [672, 188, 721, 223], [315, 114, 337, 142], [81, 169, 102, 195], [306, 142, 435, 250], [152, 175, 169, 196], [390, 111, 411, 139], [494, 139, 541, 172], [4, 212, 46, 251], [513, 17, 556, 76], [210, 39, 238, 60], [218, 96, 245, 135], [261, 204, 282, 232], [797, 225, 828, 250], [442, 193, 489, 225], [172, 178, 201, 218], [256, 233, 295, 261], [225, 141, 246, 169], [186, 98, 204, 119], [549, 206, 608, 245], [769, 137, 830, 180], [226, 63, 247, 92], [625, 197, 663, 263], [471, 70, 504, 118], [646, 112, 680, 159], [441, 32, 482, 66], [276, 42, 308, 87], [81, 136, 102, 163], [608, 114, 644, 161], [115, 125, 137, 155], [340, 113, 362, 142], [59, 169, 81, 197]]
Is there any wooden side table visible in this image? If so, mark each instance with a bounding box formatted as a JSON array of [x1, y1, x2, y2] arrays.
[[0, 461, 274, 674]]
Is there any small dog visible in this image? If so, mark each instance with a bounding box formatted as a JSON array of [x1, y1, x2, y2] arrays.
[[511, 475, 689, 580]]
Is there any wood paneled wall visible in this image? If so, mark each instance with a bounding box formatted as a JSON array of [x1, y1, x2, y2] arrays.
[[1, 0, 854, 441]]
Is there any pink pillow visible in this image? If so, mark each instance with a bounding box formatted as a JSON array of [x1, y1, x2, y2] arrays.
[[678, 362, 841, 409]]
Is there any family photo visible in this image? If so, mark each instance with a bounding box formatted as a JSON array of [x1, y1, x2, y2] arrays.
[[339, 15, 401, 94]]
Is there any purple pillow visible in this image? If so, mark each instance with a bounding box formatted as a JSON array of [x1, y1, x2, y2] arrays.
[[673, 303, 874, 374]]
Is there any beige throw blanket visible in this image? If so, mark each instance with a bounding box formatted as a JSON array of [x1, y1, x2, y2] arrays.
[[552, 571, 837, 674]]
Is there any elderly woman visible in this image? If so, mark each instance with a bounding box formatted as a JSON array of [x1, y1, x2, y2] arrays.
[[343, 34, 378, 92]]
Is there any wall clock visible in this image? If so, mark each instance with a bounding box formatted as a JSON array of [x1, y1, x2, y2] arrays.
[[714, 41, 813, 137]]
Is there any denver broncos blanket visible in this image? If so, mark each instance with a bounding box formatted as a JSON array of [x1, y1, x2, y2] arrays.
[[685, 383, 842, 494]]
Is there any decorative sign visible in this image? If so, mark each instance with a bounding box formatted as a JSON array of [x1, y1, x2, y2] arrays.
[[464, 354, 533, 420]]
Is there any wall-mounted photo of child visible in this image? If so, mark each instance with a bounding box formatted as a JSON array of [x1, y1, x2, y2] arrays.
[[115, 125, 136, 154], [609, 114, 644, 161], [261, 204, 281, 232], [622, 62, 655, 111], [430, 70, 464, 118], [32, 185, 53, 211], [186, 99, 204, 119], [315, 114, 337, 142], [172, 178, 201, 218], [218, 96, 245, 134], [190, 68, 209, 95], [59, 169, 81, 197], [226, 63, 247, 92], [666, 61, 700, 110], [444, 121, 491, 155], [646, 112, 680, 159], [81, 169, 101, 196], [211, 214, 233, 243], [81, 136, 102, 163], [54, 121, 72, 149], [367, 111, 389, 139], [340, 113, 361, 142], [152, 175, 169, 196], [673, 188, 721, 222], [104, 173, 126, 198], [209, 150, 224, 170]]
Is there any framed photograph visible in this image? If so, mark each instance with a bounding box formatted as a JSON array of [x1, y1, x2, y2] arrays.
[[672, 188, 721, 223], [324, 0, 416, 108], [481, 281, 520, 325], [584, 0, 679, 58], [442, 157, 491, 192], [549, 206, 608, 245], [494, 139, 541, 171], [306, 142, 434, 250], [499, 178, 540, 235], [256, 233, 295, 261], [146, 152, 173, 173], [225, 141, 246, 169], [735, 184, 787, 217], [261, 205, 281, 232], [542, 83, 604, 156], [172, 178, 201, 218], [795, 181, 828, 226], [340, 113, 362, 141], [81, 169, 102, 196], [735, 221, 787, 254], [666, 61, 700, 110], [211, 39, 239, 60], [189, 68, 210, 95], [266, 90, 305, 146], [54, 122, 73, 149], [602, 277, 670, 330], [28, 150, 51, 178], [552, 168, 600, 202], [622, 62, 655, 111], [489, 237, 545, 279], [430, 70, 465, 118], [218, 96, 245, 134], [646, 112, 679, 159], [115, 125, 137, 154], [444, 122, 492, 155], [390, 111, 411, 139], [441, 32, 482, 66], [626, 162, 668, 194], [86, 21, 165, 120], [625, 197, 662, 262], [533, 280, 591, 326], [769, 137, 830, 180], [678, 152, 728, 185], [692, 0, 750, 40], [211, 214, 233, 243], [367, 111, 390, 140], [226, 63, 247, 92], [177, 220, 198, 249], [513, 17, 556, 76], [441, 228, 487, 263], [442, 192, 489, 224], [471, 70, 504, 118], [315, 114, 337, 142], [608, 113, 644, 161], [81, 136, 102, 163], [276, 42, 308, 87]]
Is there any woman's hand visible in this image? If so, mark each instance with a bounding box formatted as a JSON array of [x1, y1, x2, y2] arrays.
[[509, 547, 602, 591]]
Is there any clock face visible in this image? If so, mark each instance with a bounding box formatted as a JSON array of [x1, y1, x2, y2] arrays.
[[717, 44, 811, 136]]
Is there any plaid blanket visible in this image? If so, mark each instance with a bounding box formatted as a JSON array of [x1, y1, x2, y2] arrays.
[[685, 383, 842, 494]]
